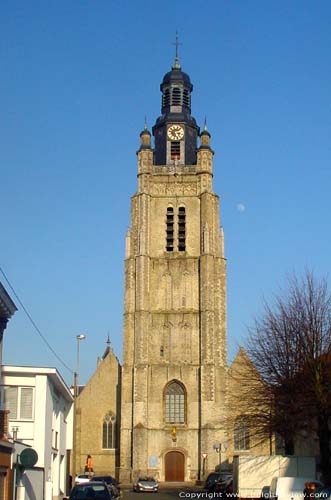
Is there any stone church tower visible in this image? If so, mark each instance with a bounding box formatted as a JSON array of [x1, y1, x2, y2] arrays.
[[120, 52, 227, 482]]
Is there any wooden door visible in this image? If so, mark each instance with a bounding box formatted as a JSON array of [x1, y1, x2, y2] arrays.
[[165, 451, 184, 481]]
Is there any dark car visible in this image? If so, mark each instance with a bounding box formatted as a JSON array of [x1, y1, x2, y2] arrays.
[[92, 476, 121, 498], [313, 486, 330, 500], [67, 481, 115, 499], [214, 478, 233, 496], [205, 472, 232, 493]]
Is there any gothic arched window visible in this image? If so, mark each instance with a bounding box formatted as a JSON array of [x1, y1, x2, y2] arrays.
[[234, 416, 250, 451], [102, 413, 116, 449], [165, 381, 186, 424]]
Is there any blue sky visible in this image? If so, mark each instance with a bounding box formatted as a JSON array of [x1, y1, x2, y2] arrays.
[[1, 1, 331, 387]]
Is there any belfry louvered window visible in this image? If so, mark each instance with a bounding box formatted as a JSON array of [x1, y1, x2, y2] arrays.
[[171, 87, 182, 106], [102, 413, 116, 449], [163, 88, 170, 108], [183, 89, 190, 108], [165, 381, 185, 424], [178, 207, 186, 251], [166, 207, 174, 251]]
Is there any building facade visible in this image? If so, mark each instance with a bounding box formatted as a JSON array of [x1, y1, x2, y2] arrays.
[[120, 54, 227, 482], [0, 283, 17, 500], [2, 366, 73, 500], [73, 344, 121, 477]]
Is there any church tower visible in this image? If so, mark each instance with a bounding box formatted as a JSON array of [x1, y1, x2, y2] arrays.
[[120, 49, 227, 482]]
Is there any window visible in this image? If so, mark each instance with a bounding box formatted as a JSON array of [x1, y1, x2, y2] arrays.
[[20, 388, 33, 419], [178, 207, 186, 251], [3, 386, 33, 420], [234, 416, 250, 450], [166, 207, 174, 252], [163, 88, 170, 108], [3, 387, 17, 419], [171, 87, 182, 106], [170, 141, 180, 160], [102, 413, 116, 449], [183, 89, 190, 108], [165, 381, 185, 424]]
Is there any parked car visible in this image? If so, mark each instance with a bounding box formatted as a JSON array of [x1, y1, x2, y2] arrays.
[[214, 477, 233, 496], [66, 481, 115, 499], [316, 487, 331, 500], [74, 473, 92, 485], [261, 486, 271, 499], [270, 477, 323, 500], [133, 477, 158, 493], [205, 472, 232, 493], [92, 476, 121, 498]]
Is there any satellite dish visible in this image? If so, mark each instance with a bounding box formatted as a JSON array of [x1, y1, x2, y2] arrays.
[[19, 448, 38, 467]]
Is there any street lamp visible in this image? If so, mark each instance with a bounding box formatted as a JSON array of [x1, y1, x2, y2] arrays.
[[213, 441, 228, 472], [75, 334, 86, 393], [202, 453, 208, 479], [72, 334, 86, 483]]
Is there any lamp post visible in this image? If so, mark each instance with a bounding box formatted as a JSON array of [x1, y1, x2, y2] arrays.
[[72, 334, 86, 483], [75, 334, 86, 394], [213, 441, 228, 472], [202, 453, 207, 479]]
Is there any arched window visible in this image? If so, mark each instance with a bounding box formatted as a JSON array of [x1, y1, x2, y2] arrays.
[[165, 381, 186, 424], [234, 416, 250, 451], [102, 413, 116, 449]]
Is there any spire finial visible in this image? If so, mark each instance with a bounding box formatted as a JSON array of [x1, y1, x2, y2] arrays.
[[144, 115, 148, 130], [106, 332, 111, 347], [172, 31, 182, 69], [204, 116, 208, 131]]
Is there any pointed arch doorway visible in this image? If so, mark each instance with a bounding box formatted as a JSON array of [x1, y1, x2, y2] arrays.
[[165, 451, 185, 481]]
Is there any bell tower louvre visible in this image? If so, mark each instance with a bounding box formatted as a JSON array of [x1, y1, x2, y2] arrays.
[[119, 45, 227, 482]]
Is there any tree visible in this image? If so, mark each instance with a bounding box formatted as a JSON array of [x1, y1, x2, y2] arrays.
[[229, 271, 331, 484]]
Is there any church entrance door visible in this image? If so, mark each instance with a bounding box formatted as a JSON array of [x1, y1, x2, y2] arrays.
[[165, 451, 185, 481]]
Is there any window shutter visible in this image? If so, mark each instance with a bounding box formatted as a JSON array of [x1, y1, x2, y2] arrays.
[[4, 387, 18, 419], [20, 388, 33, 419]]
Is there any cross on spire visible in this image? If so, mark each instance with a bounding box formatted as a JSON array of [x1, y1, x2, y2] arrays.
[[172, 31, 182, 69]]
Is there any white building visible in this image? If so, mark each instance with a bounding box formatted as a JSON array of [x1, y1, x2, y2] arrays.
[[1, 366, 73, 500]]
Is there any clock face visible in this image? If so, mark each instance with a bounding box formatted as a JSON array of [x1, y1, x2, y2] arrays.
[[167, 124, 184, 141]]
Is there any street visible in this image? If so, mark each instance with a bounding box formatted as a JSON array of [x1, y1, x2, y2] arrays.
[[121, 484, 206, 500]]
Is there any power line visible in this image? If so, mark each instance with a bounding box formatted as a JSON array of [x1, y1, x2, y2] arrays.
[[0, 265, 73, 375]]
